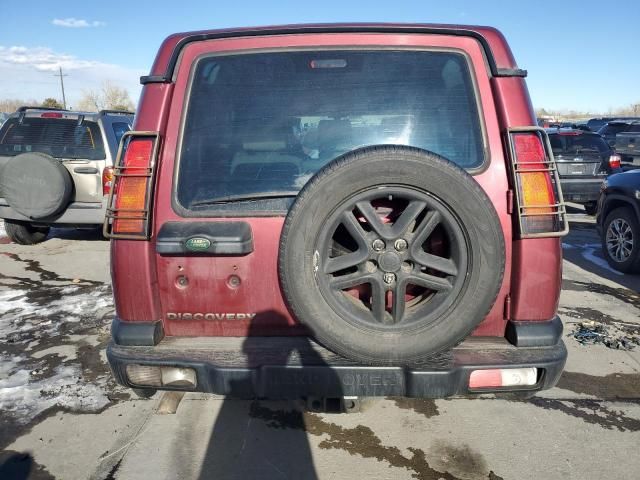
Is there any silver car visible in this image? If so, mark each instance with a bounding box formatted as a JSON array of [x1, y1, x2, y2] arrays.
[[0, 107, 133, 244]]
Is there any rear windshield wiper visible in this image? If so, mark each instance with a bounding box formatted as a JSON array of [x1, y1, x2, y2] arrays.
[[190, 191, 299, 206]]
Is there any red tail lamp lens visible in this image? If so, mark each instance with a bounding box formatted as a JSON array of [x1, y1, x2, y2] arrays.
[[512, 133, 559, 234], [609, 154, 621, 169], [102, 167, 114, 196]]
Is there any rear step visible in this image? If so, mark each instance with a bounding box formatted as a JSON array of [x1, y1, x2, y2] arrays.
[[107, 336, 567, 399]]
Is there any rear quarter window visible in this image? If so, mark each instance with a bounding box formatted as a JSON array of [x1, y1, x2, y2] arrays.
[[111, 122, 131, 147], [176, 49, 485, 211]]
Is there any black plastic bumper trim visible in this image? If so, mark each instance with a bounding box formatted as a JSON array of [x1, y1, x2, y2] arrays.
[[112, 317, 164, 346], [107, 338, 566, 398], [505, 315, 563, 347]]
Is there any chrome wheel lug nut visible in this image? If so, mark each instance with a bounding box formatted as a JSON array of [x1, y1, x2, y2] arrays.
[[383, 272, 396, 285], [394, 239, 408, 251], [372, 239, 386, 252]]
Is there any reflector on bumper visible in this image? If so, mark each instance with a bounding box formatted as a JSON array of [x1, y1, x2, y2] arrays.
[[126, 364, 197, 389], [469, 367, 537, 389]]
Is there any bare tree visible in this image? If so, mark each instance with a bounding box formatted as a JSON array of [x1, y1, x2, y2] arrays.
[[76, 81, 135, 112], [0, 98, 39, 113]]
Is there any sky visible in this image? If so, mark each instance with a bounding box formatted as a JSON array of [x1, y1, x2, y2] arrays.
[[1, 0, 638, 113]]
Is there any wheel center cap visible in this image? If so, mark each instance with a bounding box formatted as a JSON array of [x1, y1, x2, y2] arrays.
[[379, 251, 402, 272]]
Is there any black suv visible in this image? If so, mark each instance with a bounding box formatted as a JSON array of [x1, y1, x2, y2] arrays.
[[598, 119, 640, 148], [548, 129, 618, 214], [596, 169, 640, 273]]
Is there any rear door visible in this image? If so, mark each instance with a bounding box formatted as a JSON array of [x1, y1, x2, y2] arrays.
[[0, 115, 107, 203], [151, 33, 509, 338]]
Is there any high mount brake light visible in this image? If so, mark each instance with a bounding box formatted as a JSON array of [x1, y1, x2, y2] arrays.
[[508, 128, 568, 238], [41, 112, 63, 118], [103, 132, 159, 239], [558, 131, 581, 136], [609, 154, 622, 169]]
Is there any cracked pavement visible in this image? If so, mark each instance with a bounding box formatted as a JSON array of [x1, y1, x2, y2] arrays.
[[0, 212, 639, 480]]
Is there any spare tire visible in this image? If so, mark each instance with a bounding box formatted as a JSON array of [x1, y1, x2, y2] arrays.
[[0, 152, 73, 219], [279, 146, 505, 365]]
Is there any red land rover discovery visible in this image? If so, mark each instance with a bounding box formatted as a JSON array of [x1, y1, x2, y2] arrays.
[[105, 24, 568, 404]]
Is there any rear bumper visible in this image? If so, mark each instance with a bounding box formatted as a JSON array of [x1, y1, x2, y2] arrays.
[[107, 321, 567, 399], [559, 178, 605, 203], [0, 197, 106, 225]]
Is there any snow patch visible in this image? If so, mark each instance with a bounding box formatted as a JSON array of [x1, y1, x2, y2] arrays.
[[581, 243, 623, 276], [0, 359, 110, 422]]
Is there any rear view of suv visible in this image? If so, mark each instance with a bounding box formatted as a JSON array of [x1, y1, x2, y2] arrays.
[[549, 129, 619, 214], [105, 24, 568, 403], [0, 107, 133, 244]]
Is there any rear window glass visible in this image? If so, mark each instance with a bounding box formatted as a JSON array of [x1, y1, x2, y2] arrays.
[[0, 118, 105, 160], [598, 123, 628, 136], [549, 134, 610, 154], [177, 50, 484, 210], [627, 124, 640, 133], [586, 119, 608, 131], [112, 122, 131, 146]]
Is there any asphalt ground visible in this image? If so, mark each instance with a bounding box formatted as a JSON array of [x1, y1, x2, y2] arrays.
[[0, 210, 639, 480]]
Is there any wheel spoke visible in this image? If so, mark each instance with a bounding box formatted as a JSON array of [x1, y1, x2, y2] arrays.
[[370, 278, 389, 324], [407, 272, 453, 292], [356, 201, 390, 239], [330, 271, 370, 290], [392, 281, 407, 322], [410, 210, 442, 248], [413, 252, 458, 276], [325, 251, 368, 274], [340, 210, 370, 248], [391, 200, 427, 237]]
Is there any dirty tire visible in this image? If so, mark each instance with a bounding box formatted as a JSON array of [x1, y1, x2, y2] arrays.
[[0, 152, 73, 219], [4, 219, 49, 245], [602, 207, 640, 273], [279, 146, 505, 365]]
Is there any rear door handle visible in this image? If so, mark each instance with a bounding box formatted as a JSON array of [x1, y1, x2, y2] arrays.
[[73, 167, 99, 174]]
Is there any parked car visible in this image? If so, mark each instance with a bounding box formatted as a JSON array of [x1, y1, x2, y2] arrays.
[[598, 119, 640, 148], [586, 117, 615, 133], [548, 129, 620, 215], [613, 121, 640, 168], [105, 24, 568, 405], [0, 107, 133, 244], [596, 169, 640, 273]]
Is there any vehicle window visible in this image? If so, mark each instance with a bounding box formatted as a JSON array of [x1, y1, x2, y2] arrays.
[[549, 134, 610, 155], [0, 118, 105, 160], [112, 122, 131, 146], [587, 119, 608, 131], [598, 123, 628, 136], [177, 50, 485, 209], [627, 124, 640, 133]]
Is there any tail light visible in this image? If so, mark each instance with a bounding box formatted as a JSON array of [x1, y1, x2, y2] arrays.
[[102, 167, 114, 196], [609, 154, 621, 169], [103, 132, 159, 239], [508, 128, 568, 237]]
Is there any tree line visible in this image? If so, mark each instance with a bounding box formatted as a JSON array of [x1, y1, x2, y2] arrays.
[[0, 81, 135, 113]]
